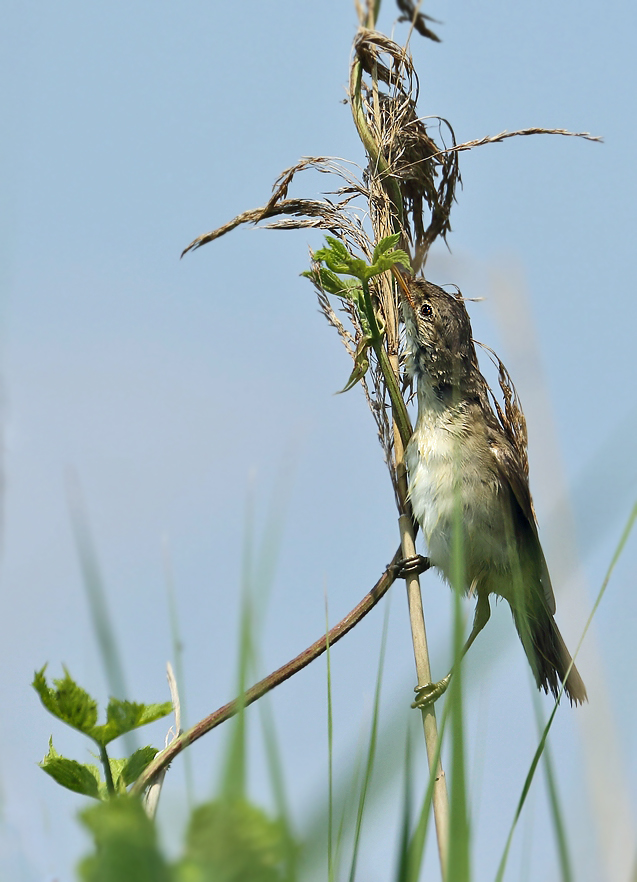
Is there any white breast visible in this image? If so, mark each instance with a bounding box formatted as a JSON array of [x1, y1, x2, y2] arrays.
[[406, 388, 509, 587], [406, 402, 465, 563]]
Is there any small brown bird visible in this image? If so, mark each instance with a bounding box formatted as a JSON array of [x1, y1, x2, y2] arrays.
[[393, 267, 586, 705]]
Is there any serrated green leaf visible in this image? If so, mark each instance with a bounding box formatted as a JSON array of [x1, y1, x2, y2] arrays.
[[376, 248, 412, 271], [107, 758, 131, 795], [312, 238, 370, 281], [309, 245, 337, 265], [314, 254, 349, 275], [107, 751, 157, 794], [78, 797, 170, 882], [121, 747, 159, 787], [312, 238, 351, 272], [367, 248, 412, 280], [325, 254, 355, 276], [33, 667, 99, 735], [309, 234, 412, 293], [33, 667, 172, 747], [343, 257, 369, 278], [40, 738, 102, 799], [322, 236, 351, 259], [303, 266, 362, 300], [371, 232, 401, 264], [91, 699, 173, 747]]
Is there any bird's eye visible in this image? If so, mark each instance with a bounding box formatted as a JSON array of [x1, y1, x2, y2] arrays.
[[419, 303, 432, 318]]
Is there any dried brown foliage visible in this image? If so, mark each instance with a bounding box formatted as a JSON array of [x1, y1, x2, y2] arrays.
[[181, 20, 598, 486]]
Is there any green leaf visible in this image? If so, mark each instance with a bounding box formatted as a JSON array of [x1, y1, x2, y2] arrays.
[[302, 267, 362, 300], [107, 758, 131, 795], [367, 248, 412, 279], [317, 236, 350, 261], [309, 233, 411, 288], [306, 235, 410, 352], [101, 752, 159, 797], [39, 738, 102, 799], [33, 666, 99, 735], [121, 747, 159, 787], [78, 797, 171, 882], [312, 239, 351, 275], [337, 337, 371, 393], [312, 254, 349, 275], [339, 257, 369, 278], [33, 667, 172, 747], [323, 253, 363, 277], [174, 798, 290, 882], [371, 232, 401, 264], [312, 237, 369, 281], [91, 699, 173, 747]]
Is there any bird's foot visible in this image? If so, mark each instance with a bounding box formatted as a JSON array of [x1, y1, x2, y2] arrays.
[[411, 674, 452, 708], [394, 554, 430, 579]]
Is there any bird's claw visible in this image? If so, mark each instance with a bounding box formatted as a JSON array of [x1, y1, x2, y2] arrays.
[[395, 554, 430, 579], [411, 674, 452, 708]]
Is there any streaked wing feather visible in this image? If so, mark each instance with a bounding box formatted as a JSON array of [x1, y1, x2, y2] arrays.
[[489, 435, 556, 614]]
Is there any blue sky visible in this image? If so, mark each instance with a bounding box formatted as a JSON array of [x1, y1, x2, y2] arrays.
[[2, 1, 637, 879]]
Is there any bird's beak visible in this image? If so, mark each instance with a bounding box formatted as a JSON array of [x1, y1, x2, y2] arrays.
[[391, 264, 416, 311]]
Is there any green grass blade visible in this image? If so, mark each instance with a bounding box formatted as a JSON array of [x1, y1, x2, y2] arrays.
[[335, 749, 363, 880], [446, 479, 470, 882], [394, 728, 413, 882], [66, 471, 128, 702], [300, 693, 417, 874], [259, 698, 297, 882], [532, 692, 573, 882], [495, 500, 637, 882], [403, 705, 448, 882], [220, 490, 255, 801], [65, 471, 136, 756], [494, 692, 560, 882], [447, 591, 470, 882], [397, 700, 451, 882], [348, 605, 390, 882], [259, 699, 291, 826], [222, 469, 293, 801], [162, 537, 194, 807]]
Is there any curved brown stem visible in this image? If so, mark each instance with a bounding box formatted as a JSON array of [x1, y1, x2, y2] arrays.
[[131, 545, 416, 796]]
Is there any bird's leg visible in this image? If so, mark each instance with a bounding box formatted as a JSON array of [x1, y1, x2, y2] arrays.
[[394, 554, 430, 578], [412, 592, 491, 708]]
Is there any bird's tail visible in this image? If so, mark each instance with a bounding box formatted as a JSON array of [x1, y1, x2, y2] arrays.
[[512, 604, 587, 705]]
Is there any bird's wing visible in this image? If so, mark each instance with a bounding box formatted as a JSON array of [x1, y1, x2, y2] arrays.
[[489, 433, 556, 614]]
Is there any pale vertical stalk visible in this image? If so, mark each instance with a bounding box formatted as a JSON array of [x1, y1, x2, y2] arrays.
[[143, 661, 180, 819], [399, 514, 449, 878], [352, 5, 450, 871]]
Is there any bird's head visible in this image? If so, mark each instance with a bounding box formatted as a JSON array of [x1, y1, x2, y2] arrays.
[[391, 265, 479, 389]]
